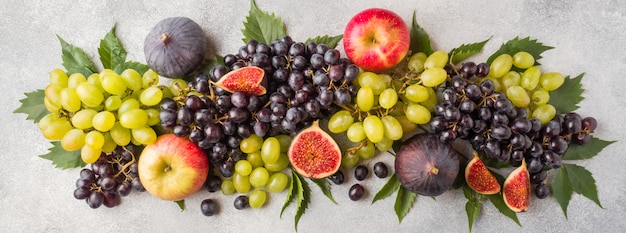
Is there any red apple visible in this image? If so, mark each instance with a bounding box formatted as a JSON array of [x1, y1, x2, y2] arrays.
[[343, 8, 410, 72], [138, 134, 209, 201]]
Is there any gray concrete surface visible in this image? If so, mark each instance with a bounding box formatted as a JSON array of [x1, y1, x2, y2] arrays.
[[1, 0, 625, 232]]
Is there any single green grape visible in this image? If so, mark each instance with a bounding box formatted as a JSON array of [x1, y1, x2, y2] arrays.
[[248, 189, 267, 208], [119, 108, 148, 129], [92, 111, 116, 132], [408, 52, 427, 72], [274, 134, 292, 153], [405, 103, 431, 124], [87, 73, 106, 94], [249, 167, 269, 188], [261, 137, 281, 164], [327, 110, 354, 134], [131, 127, 157, 145], [75, 82, 104, 107], [342, 151, 360, 169], [104, 95, 122, 111], [110, 122, 131, 146], [420, 68, 447, 87], [232, 173, 251, 193], [356, 141, 376, 160], [101, 132, 117, 153], [40, 114, 72, 140], [423, 50, 448, 69], [419, 86, 438, 112], [395, 115, 417, 133], [142, 69, 159, 88], [363, 115, 384, 143], [375, 136, 393, 152], [84, 130, 105, 149], [489, 54, 513, 78], [67, 73, 87, 88], [346, 122, 366, 143], [169, 79, 187, 96], [145, 108, 160, 126], [61, 128, 86, 151], [45, 84, 63, 107], [381, 115, 403, 140], [71, 109, 98, 129], [235, 160, 253, 176], [49, 68, 68, 87], [100, 72, 127, 95], [357, 72, 386, 95], [539, 72, 565, 91], [117, 98, 140, 116], [264, 153, 289, 172], [240, 134, 264, 154], [505, 86, 531, 108], [266, 172, 289, 193], [531, 89, 550, 106], [378, 88, 398, 109], [356, 86, 374, 112], [120, 69, 143, 91], [404, 84, 429, 102], [500, 71, 521, 90], [520, 66, 541, 91], [532, 104, 556, 124], [60, 87, 82, 112], [44, 96, 62, 113], [246, 151, 264, 168], [80, 145, 102, 164], [221, 179, 236, 195], [513, 51, 534, 69], [139, 86, 163, 106]]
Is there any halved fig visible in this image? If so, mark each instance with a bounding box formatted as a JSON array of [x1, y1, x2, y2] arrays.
[[503, 158, 531, 212], [287, 120, 341, 179], [213, 66, 266, 96], [465, 152, 501, 195]]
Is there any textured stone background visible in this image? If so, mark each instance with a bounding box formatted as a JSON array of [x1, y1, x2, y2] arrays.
[[1, 0, 624, 232]]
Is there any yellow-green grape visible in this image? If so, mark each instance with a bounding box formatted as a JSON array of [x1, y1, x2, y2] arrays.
[[261, 137, 281, 164], [264, 153, 289, 172], [169, 79, 187, 96], [378, 74, 393, 88], [40, 114, 72, 140], [266, 172, 289, 193], [363, 115, 384, 143], [67, 73, 87, 88], [145, 108, 160, 126], [38, 113, 56, 131], [346, 122, 366, 143], [117, 98, 140, 116], [71, 109, 98, 129], [246, 151, 264, 168], [505, 86, 531, 108], [221, 179, 235, 195], [45, 84, 63, 106], [532, 104, 556, 124], [249, 167, 269, 188], [131, 127, 157, 145], [489, 54, 513, 78], [395, 115, 417, 133], [500, 71, 521, 90], [110, 122, 131, 146], [100, 72, 127, 95], [356, 86, 374, 112], [358, 72, 386, 95], [381, 115, 403, 140], [342, 151, 360, 169], [80, 145, 102, 164], [75, 82, 104, 107], [404, 84, 429, 102], [520, 66, 541, 91], [60, 88, 82, 112], [419, 86, 438, 112], [378, 88, 398, 109], [139, 86, 163, 106], [512, 51, 535, 69], [356, 141, 376, 160], [61, 128, 86, 151], [424, 50, 449, 69], [104, 95, 122, 111], [405, 103, 431, 124], [87, 73, 106, 94], [44, 96, 62, 113], [159, 85, 174, 98], [49, 68, 68, 87], [240, 134, 264, 154], [375, 136, 393, 152], [232, 173, 251, 193], [84, 130, 105, 149], [248, 189, 267, 208], [92, 111, 116, 132], [120, 69, 143, 91], [408, 52, 427, 72], [531, 89, 550, 106], [539, 72, 565, 91], [101, 132, 117, 153], [420, 68, 447, 87], [119, 108, 148, 129], [142, 69, 159, 88], [327, 110, 354, 134]]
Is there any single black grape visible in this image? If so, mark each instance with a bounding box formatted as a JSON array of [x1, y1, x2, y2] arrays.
[[328, 170, 345, 185], [535, 183, 550, 199], [354, 165, 369, 181], [348, 184, 365, 201], [201, 199, 219, 216], [234, 195, 249, 210], [373, 162, 388, 178]]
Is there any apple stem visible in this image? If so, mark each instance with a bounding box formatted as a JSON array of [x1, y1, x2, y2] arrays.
[[164, 166, 172, 173]]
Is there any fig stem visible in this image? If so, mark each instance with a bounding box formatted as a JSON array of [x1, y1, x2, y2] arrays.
[[430, 166, 439, 175], [160, 33, 170, 43]]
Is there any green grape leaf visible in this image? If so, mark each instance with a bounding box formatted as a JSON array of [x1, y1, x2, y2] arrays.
[[114, 61, 150, 75], [98, 25, 127, 70], [449, 37, 491, 64], [280, 169, 297, 218], [39, 141, 86, 169], [394, 186, 417, 223], [562, 136, 615, 160], [372, 173, 400, 204], [294, 172, 311, 232], [488, 193, 522, 227], [551, 166, 574, 218], [175, 200, 185, 211], [241, 0, 286, 44], [310, 178, 337, 204], [465, 200, 481, 233], [486, 36, 554, 65], [305, 35, 343, 49], [409, 11, 434, 55], [13, 89, 49, 123], [548, 73, 585, 114], [57, 35, 97, 76], [563, 163, 603, 208]]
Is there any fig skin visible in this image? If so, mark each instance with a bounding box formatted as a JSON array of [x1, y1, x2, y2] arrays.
[[395, 133, 460, 196], [288, 120, 341, 179], [144, 17, 207, 78]]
